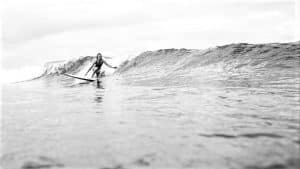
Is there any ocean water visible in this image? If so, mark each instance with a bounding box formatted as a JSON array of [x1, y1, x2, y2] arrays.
[[1, 43, 300, 169]]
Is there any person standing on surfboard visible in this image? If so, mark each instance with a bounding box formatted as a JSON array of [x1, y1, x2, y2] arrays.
[[85, 53, 117, 78]]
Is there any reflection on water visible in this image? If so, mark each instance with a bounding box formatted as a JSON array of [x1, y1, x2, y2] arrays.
[[94, 92, 103, 103], [1, 75, 300, 169], [96, 81, 104, 89], [94, 82, 104, 114], [94, 81, 104, 103]]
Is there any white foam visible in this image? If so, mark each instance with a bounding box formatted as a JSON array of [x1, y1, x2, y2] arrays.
[[0, 66, 44, 84]]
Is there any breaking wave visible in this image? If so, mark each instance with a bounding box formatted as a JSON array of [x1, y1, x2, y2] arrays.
[[41, 56, 94, 76]]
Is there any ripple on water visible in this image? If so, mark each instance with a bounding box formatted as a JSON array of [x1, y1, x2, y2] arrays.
[[21, 156, 64, 169], [244, 157, 300, 169], [198, 132, 284, 139]]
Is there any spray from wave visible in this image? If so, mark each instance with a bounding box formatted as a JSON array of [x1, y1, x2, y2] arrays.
[[0, 66, 44, 84]]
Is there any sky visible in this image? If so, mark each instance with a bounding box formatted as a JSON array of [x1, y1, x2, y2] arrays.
[[1, 0, 299, 71]]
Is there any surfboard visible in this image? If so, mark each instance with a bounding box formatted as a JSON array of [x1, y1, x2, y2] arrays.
[[63, 73, 98, 82]]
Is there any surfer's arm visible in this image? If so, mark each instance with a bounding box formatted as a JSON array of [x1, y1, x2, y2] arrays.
[[85, 63, 95, 75], [103, 60, 117, 69]]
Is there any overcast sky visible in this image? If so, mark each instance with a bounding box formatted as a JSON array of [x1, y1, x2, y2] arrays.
[[1, 0, 299, 70]]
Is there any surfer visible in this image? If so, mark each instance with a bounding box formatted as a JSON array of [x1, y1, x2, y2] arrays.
[[85, 53, 117, 78]]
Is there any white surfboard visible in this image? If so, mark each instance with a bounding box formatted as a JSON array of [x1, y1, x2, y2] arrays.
[[63, 73, 98, 82]]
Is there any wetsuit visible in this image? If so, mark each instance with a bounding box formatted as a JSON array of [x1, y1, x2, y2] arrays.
[[92, 59, 104, 78]]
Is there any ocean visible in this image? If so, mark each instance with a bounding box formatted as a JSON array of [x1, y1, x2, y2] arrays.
[[1, 42, 300, 169]]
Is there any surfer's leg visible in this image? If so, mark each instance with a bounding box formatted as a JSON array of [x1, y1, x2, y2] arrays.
[[92, 68, 99, 78], [96, 71, 100, 79], [91, 71, 96, 78], [93, 68, 100, 78]]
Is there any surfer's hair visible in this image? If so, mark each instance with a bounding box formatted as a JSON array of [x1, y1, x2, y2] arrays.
[[96, 53, 102, 60]]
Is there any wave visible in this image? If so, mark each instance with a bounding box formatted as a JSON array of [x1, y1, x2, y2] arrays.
[[6, 42, 299, 83], [34, 42, 300, 78], [116, 42, 300, 76]]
